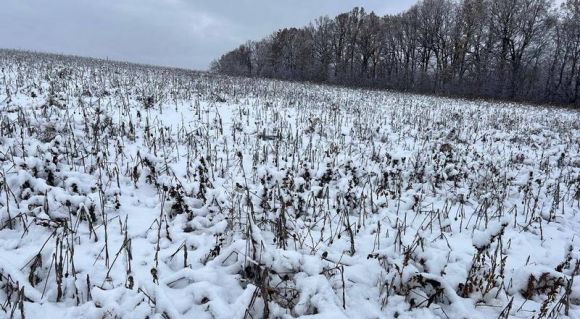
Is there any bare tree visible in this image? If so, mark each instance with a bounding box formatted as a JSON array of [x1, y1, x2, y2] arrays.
[[213, 0, 580, 106]]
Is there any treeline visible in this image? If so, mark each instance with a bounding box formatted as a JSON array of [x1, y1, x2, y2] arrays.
[[212, 0, 580, 106]]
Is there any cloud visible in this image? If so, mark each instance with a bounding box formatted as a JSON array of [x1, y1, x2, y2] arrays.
[[0, 0, 417, 70]]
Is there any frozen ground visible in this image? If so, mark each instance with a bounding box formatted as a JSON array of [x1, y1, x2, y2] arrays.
[[0, 50, 579, 319]]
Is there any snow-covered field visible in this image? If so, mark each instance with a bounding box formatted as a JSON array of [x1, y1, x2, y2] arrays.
[[0, 50, 579, 319]]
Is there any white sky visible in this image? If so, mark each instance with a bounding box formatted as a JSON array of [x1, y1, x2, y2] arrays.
[[0, 0, 417, 70]]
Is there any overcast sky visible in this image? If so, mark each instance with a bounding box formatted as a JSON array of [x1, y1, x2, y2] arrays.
[[0, 0, 417, 70]]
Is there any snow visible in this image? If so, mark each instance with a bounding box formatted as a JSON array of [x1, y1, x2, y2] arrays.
[[0, 50, 579, 318]]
